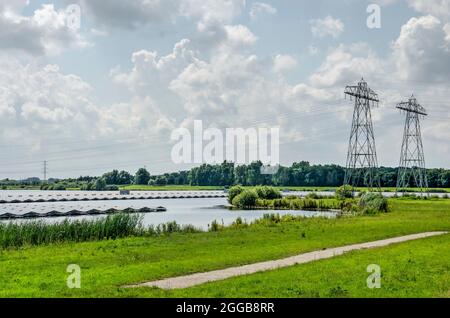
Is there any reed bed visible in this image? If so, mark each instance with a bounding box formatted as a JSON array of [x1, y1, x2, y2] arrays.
[[256, 197, 344, 211], [0, 214, 201, 249]]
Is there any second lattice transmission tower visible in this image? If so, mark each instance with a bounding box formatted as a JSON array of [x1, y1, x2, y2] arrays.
[[344, 79, 381, 190], [396, 95, 428, 192]]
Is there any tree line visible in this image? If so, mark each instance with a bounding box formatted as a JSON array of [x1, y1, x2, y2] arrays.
[[2, 161, 449, 189], [102, 161, 449, 188]]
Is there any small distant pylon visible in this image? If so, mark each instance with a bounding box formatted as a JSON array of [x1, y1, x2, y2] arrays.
[[396, 95, 428, 193], [43, 160, 48, 183], [344, 78, 381, 191]]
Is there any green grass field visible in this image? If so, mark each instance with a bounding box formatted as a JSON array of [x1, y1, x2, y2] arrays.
[[151, 234, 450, 298], [118, 185, 450, 192], [119, 185, 224, 191], [0, 199, 449, 297]]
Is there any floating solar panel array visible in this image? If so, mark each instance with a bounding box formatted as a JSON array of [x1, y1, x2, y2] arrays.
[[0, 191, 227, 204], [0, 203, 166, 219]]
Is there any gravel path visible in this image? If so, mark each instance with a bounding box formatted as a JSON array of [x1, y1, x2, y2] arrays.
[[125, 231, 448, 290]]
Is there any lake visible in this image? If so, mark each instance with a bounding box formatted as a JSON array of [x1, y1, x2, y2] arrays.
[[0, 195, 336, 230]]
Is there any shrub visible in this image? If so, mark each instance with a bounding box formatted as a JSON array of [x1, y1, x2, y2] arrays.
[[228, 185, 244, 204], [209, 220, 223, 232], [231, 217, 248, 228], [357, 190, 367, 198], [255, 186, 282, 200], [306, 192, 320, 199], [359, 192, 389, 215], [262, 213, 282, 223], [301, 198, 318, 210], [232, 190, 258, 209], [53, 184, 66, 191], [335, 185, 354, 200]]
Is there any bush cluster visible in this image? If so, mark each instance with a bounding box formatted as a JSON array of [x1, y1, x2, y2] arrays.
[[335, 185, 354, 200], [358, 192, 389, 215], [228, 186, 282, 209]]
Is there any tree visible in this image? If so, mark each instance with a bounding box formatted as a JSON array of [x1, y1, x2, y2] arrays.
[[155, 176, 167, 186], [134, 168, 151, 185], [246, 161, 264, 185], [234, 165, 247, 186], [102, 170, 119, 185], [335, 185, 354, 199], [94, 178, 107, 191], [118, 170, 133, 185]]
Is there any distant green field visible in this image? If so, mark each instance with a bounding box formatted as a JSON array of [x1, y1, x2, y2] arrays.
[[107, 185, 450, 193], [271, 186, 450, 193], [0, 198, 449, 297], [0, 186, 41, 190], [119, 185, 224, 191], [120, 185, 449, 193]]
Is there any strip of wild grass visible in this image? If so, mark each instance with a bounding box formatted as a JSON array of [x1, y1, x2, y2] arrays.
[[0, 214, 200, 249], [256, 197, 345, 211]]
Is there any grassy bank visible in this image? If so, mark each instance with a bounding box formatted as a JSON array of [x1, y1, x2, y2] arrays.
[[0, 198, 449, 297]]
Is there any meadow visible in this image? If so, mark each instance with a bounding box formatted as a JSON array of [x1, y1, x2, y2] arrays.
[[0, 198, 449, 297]]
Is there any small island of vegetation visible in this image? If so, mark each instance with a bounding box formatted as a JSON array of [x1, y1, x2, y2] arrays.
[[227, 185, 389, 216]]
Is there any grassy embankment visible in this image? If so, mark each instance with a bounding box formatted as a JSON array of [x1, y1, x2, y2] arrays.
[[0, 198, 449, 297]]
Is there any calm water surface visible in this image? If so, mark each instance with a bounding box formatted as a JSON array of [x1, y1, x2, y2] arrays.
[[1, 196, 336, 230]]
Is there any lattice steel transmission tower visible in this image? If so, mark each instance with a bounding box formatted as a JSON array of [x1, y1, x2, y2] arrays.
[[396, 95, 428, 193], [344, 79, 381, 190], [43, 160, 48, 183]]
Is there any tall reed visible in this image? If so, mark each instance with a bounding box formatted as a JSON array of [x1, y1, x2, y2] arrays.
[[0, 214, 201, 249]]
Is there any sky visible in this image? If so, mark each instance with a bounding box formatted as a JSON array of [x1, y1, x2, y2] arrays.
[[0, 0, 449, 179]]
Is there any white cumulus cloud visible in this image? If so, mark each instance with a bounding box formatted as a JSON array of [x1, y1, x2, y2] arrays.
[[249, 2, 277, 20], [310, 15, 345, 39], [0, 3, 89, 56], [273, 54, 298, 73]]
